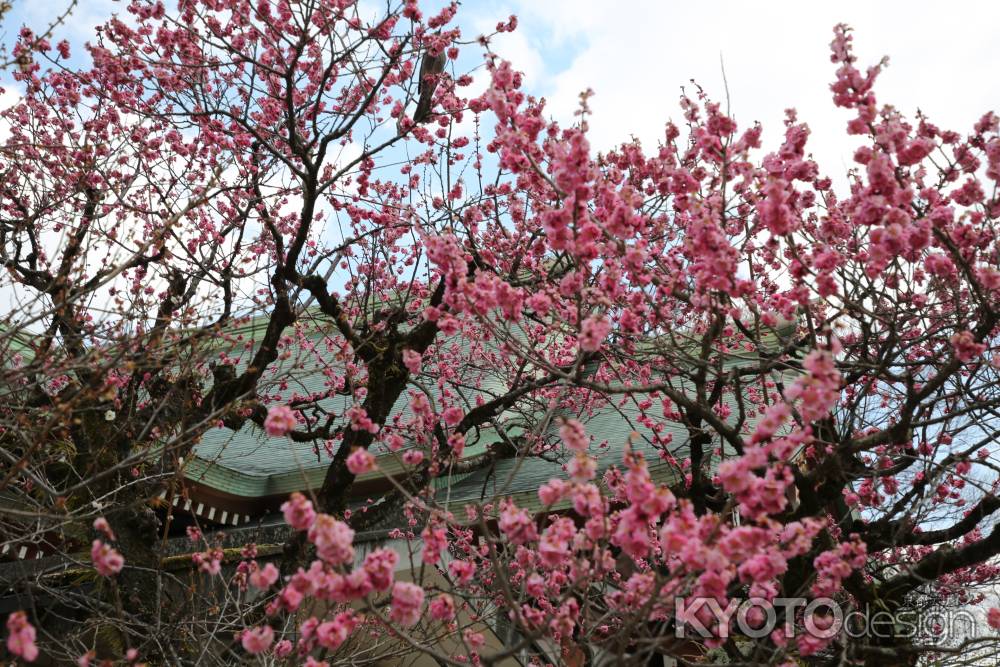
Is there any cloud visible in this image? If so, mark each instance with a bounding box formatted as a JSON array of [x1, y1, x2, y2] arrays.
[[495, 0, 1000, 176]]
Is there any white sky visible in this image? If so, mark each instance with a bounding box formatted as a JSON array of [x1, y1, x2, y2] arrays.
[[478, 0, 1000, 177], [6, 0, 999, 172]]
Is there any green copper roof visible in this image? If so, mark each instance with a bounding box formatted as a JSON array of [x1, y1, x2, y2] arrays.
[[433, 386, 747, 516], [185, 319, 524, 498], [183, 315, 798, 512]]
